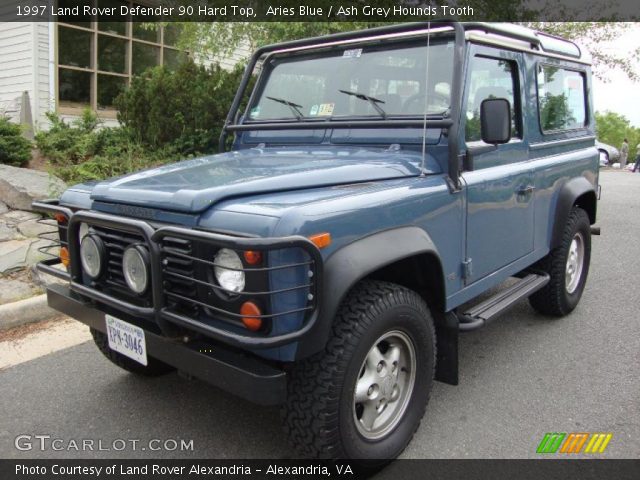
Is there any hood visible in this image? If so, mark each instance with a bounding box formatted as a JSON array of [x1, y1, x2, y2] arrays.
[[89, 147, 438, 213]]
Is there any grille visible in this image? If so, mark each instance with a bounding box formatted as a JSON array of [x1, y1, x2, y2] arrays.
[[161, 236, 198, 316]]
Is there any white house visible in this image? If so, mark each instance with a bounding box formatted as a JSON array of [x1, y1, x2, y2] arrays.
[[0, 0, 249, 130], [0, 18, 52, 130]]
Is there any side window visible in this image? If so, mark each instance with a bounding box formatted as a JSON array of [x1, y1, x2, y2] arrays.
[[465, 56, 521, 142], [537, 65, 586, 131]]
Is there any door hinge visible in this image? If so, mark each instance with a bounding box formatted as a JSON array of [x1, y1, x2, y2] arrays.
[[462, 258, 473, 280]]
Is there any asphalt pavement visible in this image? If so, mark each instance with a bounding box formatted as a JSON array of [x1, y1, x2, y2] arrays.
[[1, 170, 638, 460]]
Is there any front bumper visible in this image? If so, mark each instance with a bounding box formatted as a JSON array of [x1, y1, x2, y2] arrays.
[[48, 283, 287, 405]]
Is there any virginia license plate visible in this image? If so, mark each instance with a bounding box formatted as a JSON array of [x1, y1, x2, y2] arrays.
[[105, 314, 147, 366]]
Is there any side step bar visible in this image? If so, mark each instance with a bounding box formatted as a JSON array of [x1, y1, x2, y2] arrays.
[[457, 273, 550, 332]]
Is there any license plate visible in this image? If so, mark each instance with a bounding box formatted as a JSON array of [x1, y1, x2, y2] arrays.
[[105, 315, 147, 366]]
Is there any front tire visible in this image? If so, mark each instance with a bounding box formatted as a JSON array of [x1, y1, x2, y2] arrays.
[[91, 328, 174, 376], [529, 207, 591, 316], [282, 281, 436, 460]]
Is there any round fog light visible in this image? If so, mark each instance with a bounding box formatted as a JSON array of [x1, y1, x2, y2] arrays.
[[80, 235, 104, 279], [123, 245, 150, 294]]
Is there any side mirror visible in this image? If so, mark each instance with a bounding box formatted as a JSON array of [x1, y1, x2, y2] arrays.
[[480, 98, 511, 144]]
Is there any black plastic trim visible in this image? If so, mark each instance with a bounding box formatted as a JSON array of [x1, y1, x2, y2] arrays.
[[550, 177, 597, 249], [458, 273, 550, 331], [296, 226, 444, 359]]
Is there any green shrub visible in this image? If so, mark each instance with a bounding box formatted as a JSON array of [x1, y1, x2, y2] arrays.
[[115, 60, 244, 154], [35, 109, 179, 185], [0, 116, 32, 167], [35, 109, 108, 166], [35, 60, 248, 184]]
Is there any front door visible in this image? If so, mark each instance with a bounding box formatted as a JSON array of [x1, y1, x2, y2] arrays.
[[461, 47, 534, 283]]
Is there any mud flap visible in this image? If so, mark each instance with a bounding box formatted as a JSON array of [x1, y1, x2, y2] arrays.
[[435, 311, 459, 385]]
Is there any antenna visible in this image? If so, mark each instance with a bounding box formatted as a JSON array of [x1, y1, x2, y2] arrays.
[[420, 21, 432, 177]]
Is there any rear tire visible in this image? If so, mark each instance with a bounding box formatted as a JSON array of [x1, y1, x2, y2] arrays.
[[529, 207, 591, 316], [282, 280, 436, 460], [91, 328, 174, 376]]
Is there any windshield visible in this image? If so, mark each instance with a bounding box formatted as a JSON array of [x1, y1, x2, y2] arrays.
[[248, 39, 455, 121]]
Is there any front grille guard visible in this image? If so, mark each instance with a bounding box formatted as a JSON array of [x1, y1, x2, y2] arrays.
[[32, 200, 323, 349], [31, 201, 73, 282], [35, 216, 65, 261]]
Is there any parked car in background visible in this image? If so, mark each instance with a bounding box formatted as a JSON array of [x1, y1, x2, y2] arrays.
[[596, 141, 620, 166]]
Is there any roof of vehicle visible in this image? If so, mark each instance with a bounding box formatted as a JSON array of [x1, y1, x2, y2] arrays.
[[464, 23, 589, 64], [269, 21, 590, 66]]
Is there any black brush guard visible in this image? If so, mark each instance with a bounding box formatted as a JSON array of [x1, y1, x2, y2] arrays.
[[32, 200, 323, 349]]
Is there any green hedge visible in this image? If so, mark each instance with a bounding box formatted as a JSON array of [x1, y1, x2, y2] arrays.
[[35, 109, 177, 185], [115, 60, 244, 154], [0, 116, 32, 167]]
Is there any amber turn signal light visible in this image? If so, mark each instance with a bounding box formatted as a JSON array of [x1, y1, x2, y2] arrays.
[[54, 213, 67, 224], [243, 250, 262, 265], [59, 246, 70, 268], [308, 232, 331, 249], [240, 301, 262, 332]]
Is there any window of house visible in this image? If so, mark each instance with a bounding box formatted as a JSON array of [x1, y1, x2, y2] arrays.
[[57, 2, 186, 116], [537, 65, 586, 132], [465, 56, 521, 142]]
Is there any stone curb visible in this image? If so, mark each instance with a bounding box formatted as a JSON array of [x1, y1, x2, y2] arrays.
[[0, 294, 58, 331]]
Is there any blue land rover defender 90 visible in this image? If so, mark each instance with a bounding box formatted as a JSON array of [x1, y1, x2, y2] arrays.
[[35, 22, 600, 460]]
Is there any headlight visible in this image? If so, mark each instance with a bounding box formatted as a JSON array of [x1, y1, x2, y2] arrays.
[[214, 249, 245, 293], [80, 235, 104, 279], [123, 245, 150, 294]]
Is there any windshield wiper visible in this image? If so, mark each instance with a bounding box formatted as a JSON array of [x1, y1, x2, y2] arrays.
[[265, 96, 304, 119], [339, 89, 387, 118]]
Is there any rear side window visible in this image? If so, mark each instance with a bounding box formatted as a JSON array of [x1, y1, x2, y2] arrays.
[[537, 65, 586, 132]]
